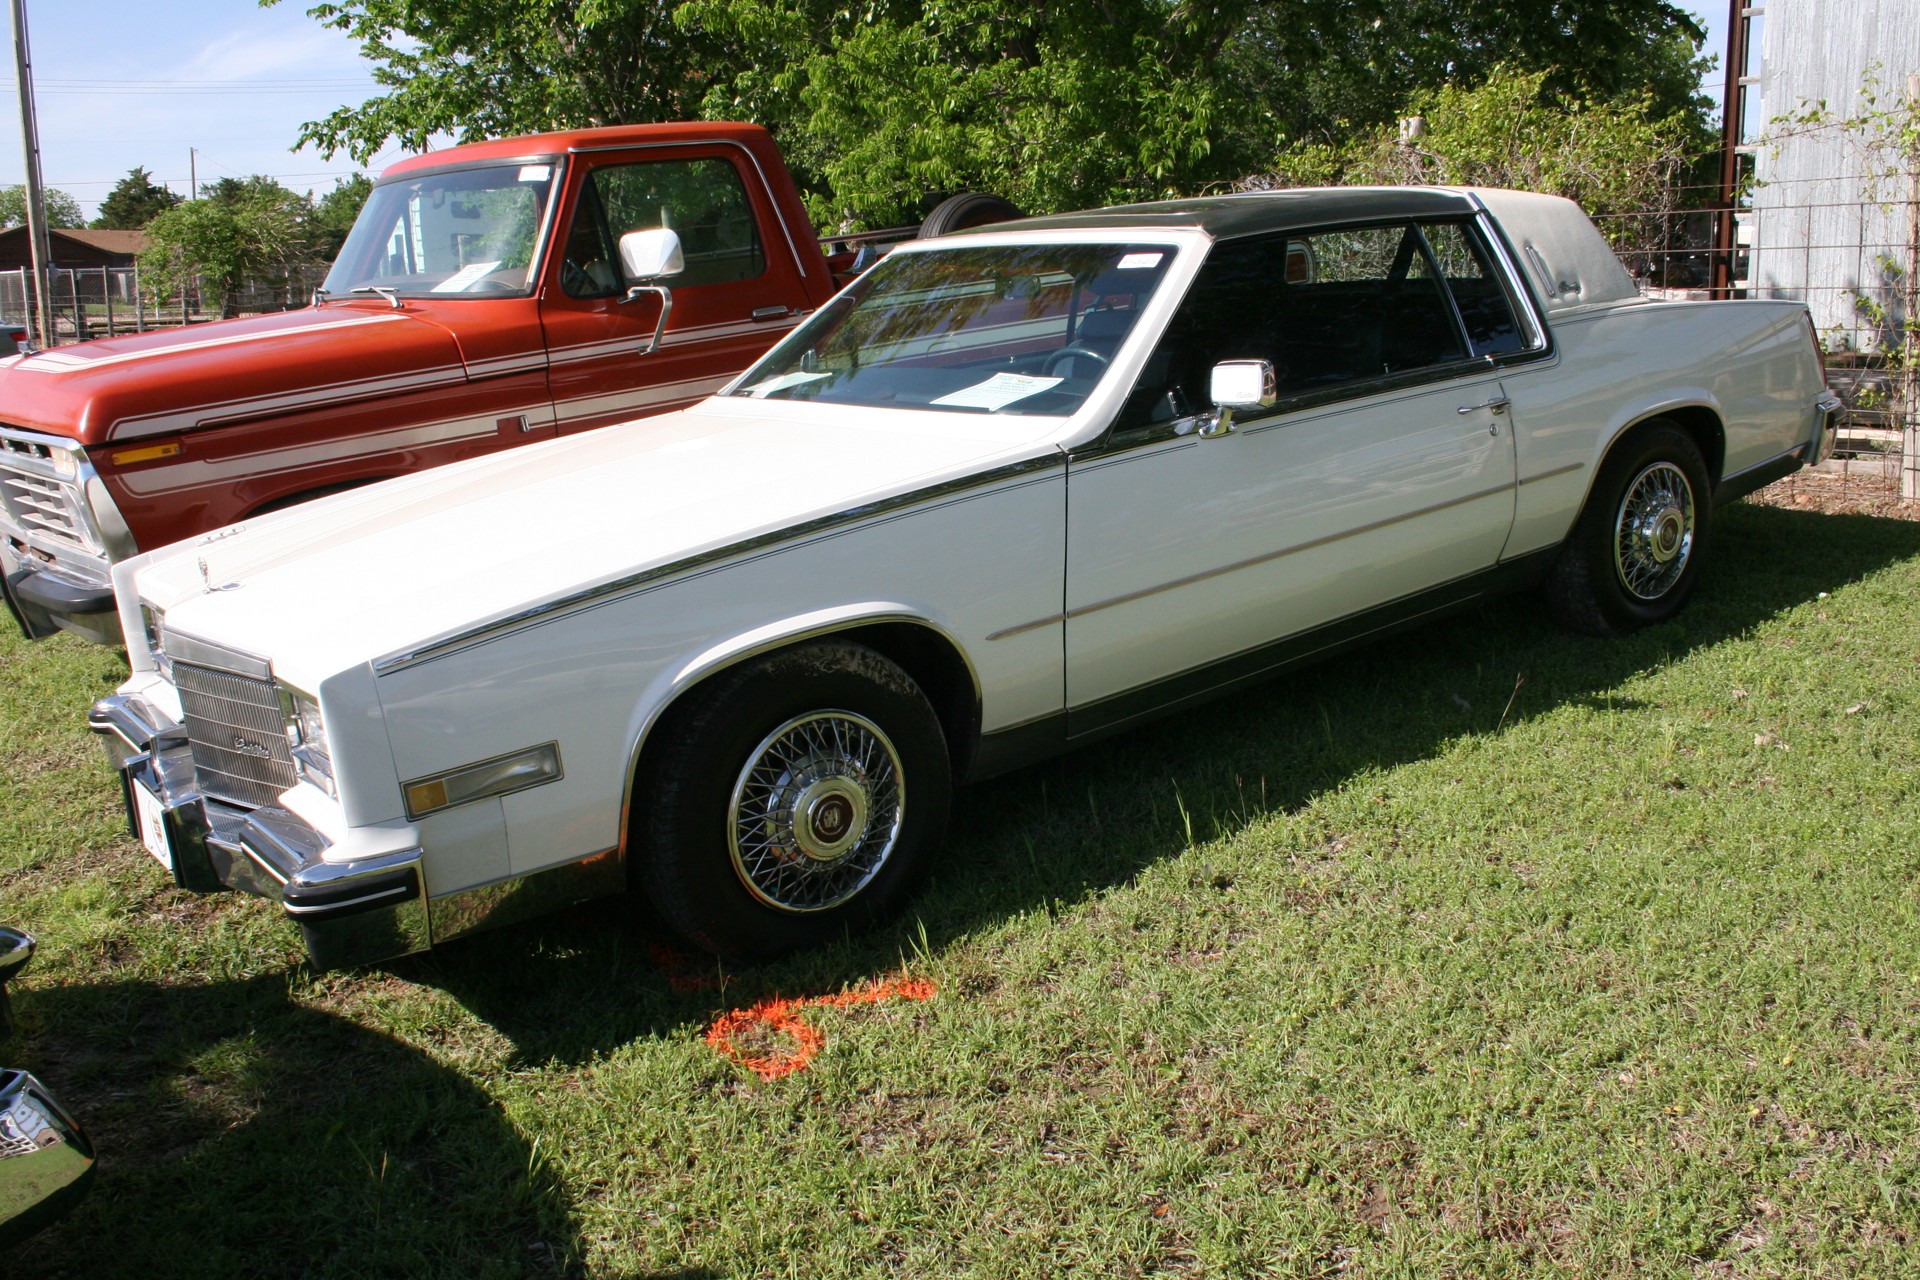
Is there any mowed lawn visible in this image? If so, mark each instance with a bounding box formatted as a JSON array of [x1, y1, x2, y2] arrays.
[[4, 497, 1919, 1279]]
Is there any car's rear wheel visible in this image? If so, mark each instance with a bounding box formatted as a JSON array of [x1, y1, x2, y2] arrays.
[[1545, 419, 1712, 635], [632, 640, 951, 962]]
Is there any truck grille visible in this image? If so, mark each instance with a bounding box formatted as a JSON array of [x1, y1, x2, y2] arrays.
[[0, 431, 96, 554], [174, 661, 296, 809], [0, 471, 88, 548]]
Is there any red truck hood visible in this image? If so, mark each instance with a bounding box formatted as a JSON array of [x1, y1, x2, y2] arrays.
[[0, 304, 471, 447]]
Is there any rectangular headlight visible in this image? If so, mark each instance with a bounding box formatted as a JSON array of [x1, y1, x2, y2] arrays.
[[403, 742, 562, 819], [278, 684, 335, 796]]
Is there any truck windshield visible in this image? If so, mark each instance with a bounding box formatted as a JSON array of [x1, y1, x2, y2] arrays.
[[727, 241, 1177, 416], [322, 161, 557, 299]]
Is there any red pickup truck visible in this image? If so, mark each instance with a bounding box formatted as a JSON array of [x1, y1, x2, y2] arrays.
[[0, 122, 1011, 643]]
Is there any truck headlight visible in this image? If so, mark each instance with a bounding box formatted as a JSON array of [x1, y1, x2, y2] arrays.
[[278, 684, 335, 796]]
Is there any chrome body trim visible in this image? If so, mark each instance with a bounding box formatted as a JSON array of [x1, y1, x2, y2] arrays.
[[161, 629, 272, 679], [1810, 390, 1843, 466], [372, 452, 1064, 673], [427, 849, 624, 947], [1518, 462, 1585, 487]]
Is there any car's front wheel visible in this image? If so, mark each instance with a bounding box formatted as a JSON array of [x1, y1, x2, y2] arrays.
[[632, 640, 951, 962], [1544, 419, 1712, 635]]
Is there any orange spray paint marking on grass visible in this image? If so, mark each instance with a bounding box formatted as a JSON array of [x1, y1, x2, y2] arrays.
[[647, 942, 720, 993], [705, 978, 937, 1080]]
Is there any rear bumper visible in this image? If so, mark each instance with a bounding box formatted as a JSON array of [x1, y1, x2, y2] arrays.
[[1809, 390, 1843, 467], [89, 693, 430, 970]]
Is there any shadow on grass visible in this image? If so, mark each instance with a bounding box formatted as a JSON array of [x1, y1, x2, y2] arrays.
[[6, 969, 583, 1280], [422, 502, 1920, 1064]]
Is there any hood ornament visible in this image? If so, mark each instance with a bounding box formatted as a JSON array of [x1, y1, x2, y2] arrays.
[[197, 556, 238, 594]]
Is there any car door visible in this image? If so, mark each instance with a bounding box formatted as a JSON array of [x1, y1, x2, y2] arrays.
[[1064, 221, 1528, 735], [539, 148, 814, 433]]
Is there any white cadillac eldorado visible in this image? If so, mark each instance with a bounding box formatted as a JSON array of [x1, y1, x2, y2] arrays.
[[89, 187, 1839, 968]]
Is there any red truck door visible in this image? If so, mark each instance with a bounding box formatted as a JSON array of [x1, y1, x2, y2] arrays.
[[539, 145, 817, 433]]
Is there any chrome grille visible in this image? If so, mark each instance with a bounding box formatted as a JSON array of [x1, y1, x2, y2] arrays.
[[174, 661, 296, 808]]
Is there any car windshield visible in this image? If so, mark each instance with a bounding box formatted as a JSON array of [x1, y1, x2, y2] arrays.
[[321, 161, 557, 299], [727, 241, 1178, 415]]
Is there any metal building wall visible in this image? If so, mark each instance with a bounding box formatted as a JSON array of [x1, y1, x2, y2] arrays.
[[1751, 0, 1920, 350]]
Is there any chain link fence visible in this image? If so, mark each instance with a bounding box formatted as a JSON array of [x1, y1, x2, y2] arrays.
[[0, 263, 331, 345]]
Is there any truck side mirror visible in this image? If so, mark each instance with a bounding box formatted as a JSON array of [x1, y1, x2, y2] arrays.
[[618, 228, 685, 285]]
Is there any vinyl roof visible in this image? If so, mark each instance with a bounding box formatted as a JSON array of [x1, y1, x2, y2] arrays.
[[1001, 187, 1482, 240]]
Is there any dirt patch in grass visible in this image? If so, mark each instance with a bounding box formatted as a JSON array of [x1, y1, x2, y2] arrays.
[[1749, 466, 1920, 519]]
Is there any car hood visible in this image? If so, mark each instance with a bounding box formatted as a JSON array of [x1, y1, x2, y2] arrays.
[[0, 304, 467, 446], [135, 397, 1063, 688]]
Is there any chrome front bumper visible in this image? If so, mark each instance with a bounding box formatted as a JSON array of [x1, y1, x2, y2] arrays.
[[89, 693, 430, 970], [0, 1069, 95, 1248]]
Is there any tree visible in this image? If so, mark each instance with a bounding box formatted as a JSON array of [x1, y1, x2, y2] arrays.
[[0, 185, 84, 230], [274, 0, 736, 163], [1256, 65, 1696, 250], [140, 177, 317, 316], [282, 0, 1714, 227], [91, 167, 180, 230], [310, 174, 373, 260]]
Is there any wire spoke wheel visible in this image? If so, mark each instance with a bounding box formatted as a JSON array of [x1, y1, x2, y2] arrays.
[[1613, 460, 1696, 601], [728, 710, 905, 913]]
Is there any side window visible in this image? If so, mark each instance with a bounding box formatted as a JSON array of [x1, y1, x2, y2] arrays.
[[561, 157, 767, 298], [1115, 224, 1470, 439], [1420, 221, 1530, 356]]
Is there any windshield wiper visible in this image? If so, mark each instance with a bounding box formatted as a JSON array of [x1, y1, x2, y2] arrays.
[[350, 285, 402, 310]]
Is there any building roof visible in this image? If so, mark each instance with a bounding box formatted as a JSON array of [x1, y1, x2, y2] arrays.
[[53, 228, 146, 255]]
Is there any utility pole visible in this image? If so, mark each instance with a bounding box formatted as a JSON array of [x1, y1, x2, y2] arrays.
[[189, 147, 196, 200], [9, 0, 54, 347]]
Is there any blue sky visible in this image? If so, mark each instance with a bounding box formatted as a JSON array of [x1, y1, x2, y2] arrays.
[[1, 1, 1731, 223]]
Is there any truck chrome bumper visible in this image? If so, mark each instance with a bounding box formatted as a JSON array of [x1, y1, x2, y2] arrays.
[[88, 693, 430, 970], [0, 555, 117, 646]]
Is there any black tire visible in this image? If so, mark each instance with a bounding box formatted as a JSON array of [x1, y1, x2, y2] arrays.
[[1544, 419, 1713, 636], [632, 640, 952, 962], [917, 192, 1022, 238]]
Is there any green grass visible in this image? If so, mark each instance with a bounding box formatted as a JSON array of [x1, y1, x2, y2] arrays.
[[5, 499, 1920, 1278]]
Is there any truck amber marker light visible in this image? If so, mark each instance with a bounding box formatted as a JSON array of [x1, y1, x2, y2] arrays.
[[108, 442, 181, 467]]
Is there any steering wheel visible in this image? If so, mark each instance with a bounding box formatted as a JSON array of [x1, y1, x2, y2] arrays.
[[1042, 344, 1110, 378]]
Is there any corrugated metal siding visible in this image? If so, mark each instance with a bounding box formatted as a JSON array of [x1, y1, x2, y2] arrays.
[[1751, 0, 1920, 347]]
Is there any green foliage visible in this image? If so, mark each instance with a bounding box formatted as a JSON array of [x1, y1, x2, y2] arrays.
[[274, 0, 738, 163], [311, 173, 373, 260], [1261, 65, 1696, 248], [140, 177, 317, 316], [0, 184, 85, 230], [282, 0, 1713, 229], [91, 167, 181, 230]]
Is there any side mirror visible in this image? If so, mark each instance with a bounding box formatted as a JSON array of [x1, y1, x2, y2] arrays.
[[0, 928, 32, 1040], [618, 228, 685, 285], [1194, 359, 1277, 438], [1209, 359, 1277, 411]]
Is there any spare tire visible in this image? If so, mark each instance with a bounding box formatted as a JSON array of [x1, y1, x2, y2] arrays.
[[917, 192, 1022, 238]]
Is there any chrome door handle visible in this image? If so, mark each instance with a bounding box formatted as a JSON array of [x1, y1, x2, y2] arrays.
[[1457, 395, 1511, 415]]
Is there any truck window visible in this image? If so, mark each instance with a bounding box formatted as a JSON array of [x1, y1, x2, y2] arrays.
[[562, 158, 767, 298]]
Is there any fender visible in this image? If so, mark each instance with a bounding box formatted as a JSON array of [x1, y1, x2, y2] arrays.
[[613, 603, 981, 857]]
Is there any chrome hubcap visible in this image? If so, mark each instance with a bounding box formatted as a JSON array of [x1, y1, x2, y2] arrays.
[[1614, 462, 1695, 600], [728, 711, 904, 913]]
